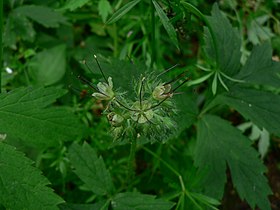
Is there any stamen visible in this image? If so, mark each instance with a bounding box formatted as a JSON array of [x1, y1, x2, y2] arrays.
[[156, 63, 180, 78], [94, 54, 108, 84], [164, 69, 188, 85]]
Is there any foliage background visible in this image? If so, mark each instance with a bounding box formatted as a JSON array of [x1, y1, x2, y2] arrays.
[[1, 0, 280, 209]]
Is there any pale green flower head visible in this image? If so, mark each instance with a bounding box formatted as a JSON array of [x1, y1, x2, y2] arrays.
[[152, 83, 172, 100], [130, 101, 154, 124], [92, 77, 114, 100]]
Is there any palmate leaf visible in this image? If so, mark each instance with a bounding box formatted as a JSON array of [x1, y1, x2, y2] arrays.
[[0, 87, 85, 148], [0, 142, 64, 209], [68, 142, 114, 196], [194, 115, 272, 210], [111, 192, 174, 210], [235, 42, 280, 88], [204, 4, 241, 76], [219, 86, 280, 137]]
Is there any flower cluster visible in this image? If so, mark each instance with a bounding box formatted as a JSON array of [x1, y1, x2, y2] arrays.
[[83, 56, 188, 143]]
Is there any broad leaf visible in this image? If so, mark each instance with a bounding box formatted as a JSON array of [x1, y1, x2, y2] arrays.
[[29, 45, 66, 86], [152, 0, 179, 49], [204, 4, 241, 76], [219, 86, 280, 136], [68, 142, 114, 196], [0, 87, 85, 148], [0, 142, 64, 209], [111, 192, 174, 210], [106, 0, 141, 24], [195, 115, 272, 210], [60, 0, 91, 11], [15, 5, 67, 28], [235, 42, 280, 87]]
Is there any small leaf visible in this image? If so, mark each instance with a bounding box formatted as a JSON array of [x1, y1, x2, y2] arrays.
[[68, 142, 114, 196], [15, 5, 67, 28], [98, 0, 112, 23], [111, 192, 174, 210], [28, 45, 66, 86], [0, 87, 85, 148], [0, 142, 64, 209], [152, 0, 179, 49], [60, 0, 91, 11], [195, 115, 272, 210], [106, 0, 141, 24]]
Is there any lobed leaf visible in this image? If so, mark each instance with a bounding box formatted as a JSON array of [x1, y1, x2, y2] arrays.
[[0, 87, 85, 148], [111, 192, 174, 210], [195, 115, 272, 210], [68, 142, 114, 196], [204, 4, 241, 76], [219, 86, 280, 137], [15, 5, 67, 28], [0, 142, 64, 209], [235, 42, 280, 88]]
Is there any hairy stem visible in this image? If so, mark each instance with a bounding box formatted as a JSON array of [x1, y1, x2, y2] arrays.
[[150, 0, 156, 67], [0, 0, 3, 93], [127, 137, 137, 188]]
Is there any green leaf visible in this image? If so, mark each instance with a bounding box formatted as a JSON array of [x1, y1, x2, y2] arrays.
[[111, 192, 174, 210], [195, 115, 272, 210], [15, 5, 67, 28], [106, 0, 141, 24], [235, 42, 280, 88], [247, 15, 274, 45], [68, 142, 114, 196], [29, 45, 66, 86], [98, 0, 112, 23], [59, 200, 108, 210], [219, 86, 280, 136], [204, 4, 241, 76], [3, 12, 35, 48], [0, 142, 64, 209], [60, 0, 91, 11], [0, 87, 85, 148], [152, 0, 179, 49]]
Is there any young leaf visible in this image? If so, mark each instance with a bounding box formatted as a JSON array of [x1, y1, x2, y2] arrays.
[[111, 192, 174, 210], [106, 0, 141, 24], [195, 115, 272, 210], [0, 87, 85, 148], [98, 0, 112, 23], [204, 4, 241, 76], [68, 142, 114, 196], [60, 0, 91, 11], [28, 44, 66, 86], [235, 42, 280, 88], [152, 0, 179, 49], [15, 5, 67, 28], [0, 142, 64, 209], [219, 86, 280, 137]]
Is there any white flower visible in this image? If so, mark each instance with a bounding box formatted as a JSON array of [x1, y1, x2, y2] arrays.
[[92, 77, 114, 100]]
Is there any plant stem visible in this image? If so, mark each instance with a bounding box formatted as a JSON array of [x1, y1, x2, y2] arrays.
[[0, 0, 3, 93], [127, 137, 137, 187], [150, 0, 156, 67]]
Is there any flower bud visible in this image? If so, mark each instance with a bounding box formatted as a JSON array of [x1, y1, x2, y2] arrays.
[[92, 77, 114, 100], [152, 84, 172, 100], [107, 112, 124, 127]]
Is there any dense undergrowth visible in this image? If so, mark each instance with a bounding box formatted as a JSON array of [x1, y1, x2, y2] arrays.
[[1, 0, 280, 209]]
